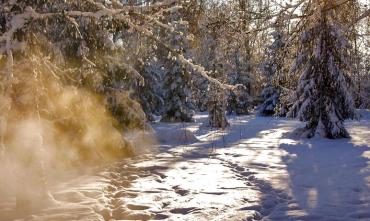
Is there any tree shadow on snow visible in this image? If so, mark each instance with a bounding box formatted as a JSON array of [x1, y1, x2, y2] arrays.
[[152, 115, 370, 220], [279, 135, 370, 220]]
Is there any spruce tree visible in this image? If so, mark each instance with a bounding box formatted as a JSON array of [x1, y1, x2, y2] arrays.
[[137, 57, 165, 122], [288, 1, 356, 138], [258, 30, 286, 116], [161, 14, 194, 122], [230, 0, 254, 115], [161, 62, 194, 122], [231, 68, 251, 115], [228, 56, 252, 115]]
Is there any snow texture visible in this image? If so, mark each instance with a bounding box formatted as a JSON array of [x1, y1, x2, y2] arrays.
[[1, 112, 369, 221]]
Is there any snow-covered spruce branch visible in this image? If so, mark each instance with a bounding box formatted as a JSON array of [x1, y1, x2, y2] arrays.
[[271, 0, 306, 18], [0, 0, 180, 49], [118, 16, 236, 91], [0, 2, 173, 82], [129, 11, 177, 33], [177, 54, 235, 91], [0, 3, 237, 93]]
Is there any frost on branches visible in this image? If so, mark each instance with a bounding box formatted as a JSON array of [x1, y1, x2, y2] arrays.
[[288, 9, 356, 139]]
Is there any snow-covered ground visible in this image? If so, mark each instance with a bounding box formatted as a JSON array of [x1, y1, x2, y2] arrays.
[[0, 112, 369, 221]]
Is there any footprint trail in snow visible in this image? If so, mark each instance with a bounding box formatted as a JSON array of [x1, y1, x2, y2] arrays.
[[0, 113, 369, 221]]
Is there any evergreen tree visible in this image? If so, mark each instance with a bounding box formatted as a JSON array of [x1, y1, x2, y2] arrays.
[[161, 15, 194, 122], [258, 85, 280, 116], [230, 0, 255, 115], [137, 57, 165, 121], [288, 1, 356, 138], [161, 62, 194, 122], [231, 64, 252, 115], [258, 30, 286, 116], [275, 87, 295, 117], [228, 57, 252, 115]]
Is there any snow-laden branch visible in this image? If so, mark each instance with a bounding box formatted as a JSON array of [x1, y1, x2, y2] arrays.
[[0, 0, 180, 49], [0, 1, 236, 92], [347, 8, 370, 28], [177, 54, 234, 91], [116, 13, 236, 91], [0, 2, 177, 86], [83, 0, 178, 14]]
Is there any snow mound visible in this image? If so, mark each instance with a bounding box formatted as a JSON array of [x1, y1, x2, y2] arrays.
[[358, 109, 370, 120], [156, 128, 199, 144]]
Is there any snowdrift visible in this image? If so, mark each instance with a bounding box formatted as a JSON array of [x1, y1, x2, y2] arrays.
[[156, 127, 199, 144]]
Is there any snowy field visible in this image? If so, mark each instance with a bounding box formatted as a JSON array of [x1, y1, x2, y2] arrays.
[[0, 112, 369, 221]]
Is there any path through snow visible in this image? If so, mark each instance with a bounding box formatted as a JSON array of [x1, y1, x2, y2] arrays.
[[0, 113, 369, 220]]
